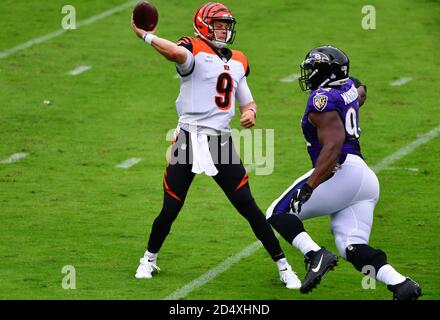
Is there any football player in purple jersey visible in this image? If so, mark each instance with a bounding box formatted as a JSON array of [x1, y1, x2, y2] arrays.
[[266, 46, 421, 300]]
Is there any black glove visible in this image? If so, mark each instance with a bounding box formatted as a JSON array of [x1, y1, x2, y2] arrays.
[[290, 183, 314, 214]]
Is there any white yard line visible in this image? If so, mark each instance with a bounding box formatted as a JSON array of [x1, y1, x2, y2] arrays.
[[68, 65, 92, 76], [116, 158, 143, 169], [163, 123, 440, 300], [279, 73, 300, 83], [371, 123, 440, 173], [0, 152, 29, 164], [389, 77, 413, 86], [0, 0, 138, 60], [384, 167, 420, 172], [163, 241, 263, 300]]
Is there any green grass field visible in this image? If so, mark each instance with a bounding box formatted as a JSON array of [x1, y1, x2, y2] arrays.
[[1, 0, 439, 300]]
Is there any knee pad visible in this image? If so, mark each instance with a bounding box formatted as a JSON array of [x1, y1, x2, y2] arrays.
[[345, 244, 387, 274], [267, 214, 305, 244]]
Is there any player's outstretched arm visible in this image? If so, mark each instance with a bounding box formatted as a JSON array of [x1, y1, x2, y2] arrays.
[[131, 20, 187, 64], [306, 111, 345, 188]]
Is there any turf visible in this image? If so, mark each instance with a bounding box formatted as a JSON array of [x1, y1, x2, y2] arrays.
[[0, 0, 439, 300]]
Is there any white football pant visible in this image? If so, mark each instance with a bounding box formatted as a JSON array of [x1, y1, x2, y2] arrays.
[[267, 154, 379, 259]]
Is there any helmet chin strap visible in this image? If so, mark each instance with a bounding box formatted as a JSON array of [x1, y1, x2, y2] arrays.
[[212, 40, 227, 49]]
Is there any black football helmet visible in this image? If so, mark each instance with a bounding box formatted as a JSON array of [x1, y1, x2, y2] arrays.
[[299, 46, 350, 92]]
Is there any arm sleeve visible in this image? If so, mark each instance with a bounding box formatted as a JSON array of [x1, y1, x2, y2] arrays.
[[236, 76, 254, 106], [307, 90, 343, 120], [175, 48, 195, 77]]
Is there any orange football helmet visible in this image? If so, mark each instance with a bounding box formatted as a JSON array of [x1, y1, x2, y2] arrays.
[[193, 2, 236, 48]]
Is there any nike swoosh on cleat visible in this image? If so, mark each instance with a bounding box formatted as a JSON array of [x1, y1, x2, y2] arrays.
[[311, 255, 323, 272], [220, 141, 228, 147]]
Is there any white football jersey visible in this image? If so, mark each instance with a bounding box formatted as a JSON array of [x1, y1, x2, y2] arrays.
[[175, 37, 251, 134]]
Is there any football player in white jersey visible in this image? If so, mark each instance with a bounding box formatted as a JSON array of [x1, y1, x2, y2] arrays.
[[131, 2, 301, 290]]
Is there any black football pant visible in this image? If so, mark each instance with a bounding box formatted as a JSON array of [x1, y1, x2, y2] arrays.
[[147, 129, 285, 262]]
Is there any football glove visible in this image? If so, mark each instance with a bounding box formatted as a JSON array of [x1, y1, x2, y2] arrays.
[[290, 183, 314, 214]]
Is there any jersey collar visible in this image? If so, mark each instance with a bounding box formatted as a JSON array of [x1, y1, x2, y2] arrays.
[[202, 39, 232, 62]]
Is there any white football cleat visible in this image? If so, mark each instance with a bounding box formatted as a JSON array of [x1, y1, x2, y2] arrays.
[[135, 257, 160, 279], [279, 266, 301, 289]]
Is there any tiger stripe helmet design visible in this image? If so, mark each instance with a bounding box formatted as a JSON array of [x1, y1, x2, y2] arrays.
[[193, 2, 236, 49]]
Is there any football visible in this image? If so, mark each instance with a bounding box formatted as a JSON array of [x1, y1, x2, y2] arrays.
[[132, 1, 158, 32]]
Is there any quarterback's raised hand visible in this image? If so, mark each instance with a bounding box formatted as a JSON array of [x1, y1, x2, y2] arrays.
[[131, 20, 156, 39], [130, 20, 187, 64], [290, 183, 314, 214]]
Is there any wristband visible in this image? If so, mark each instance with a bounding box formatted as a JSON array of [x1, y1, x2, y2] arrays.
[[248, 107, 257, 118], [302, 183, 314, 194], [143, 33, 157, 45]]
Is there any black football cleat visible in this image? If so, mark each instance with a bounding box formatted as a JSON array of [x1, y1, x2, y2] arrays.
[[388, 278, 422, 300], [300, 248, 338, 294]]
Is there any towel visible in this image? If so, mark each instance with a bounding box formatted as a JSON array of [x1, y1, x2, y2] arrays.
[[190, 132, 219, 176]]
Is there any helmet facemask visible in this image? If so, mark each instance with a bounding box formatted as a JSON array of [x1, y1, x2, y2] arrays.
[[209, 19, 236, 48], [299, 57, 330, 92], [299, 62, 314, 92]]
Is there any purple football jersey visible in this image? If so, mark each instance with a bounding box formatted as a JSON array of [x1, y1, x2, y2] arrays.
[[301, 78, 363, 167]]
